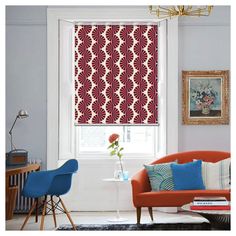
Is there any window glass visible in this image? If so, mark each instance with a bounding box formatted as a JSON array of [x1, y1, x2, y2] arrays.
[[76, 126, 157, 155]]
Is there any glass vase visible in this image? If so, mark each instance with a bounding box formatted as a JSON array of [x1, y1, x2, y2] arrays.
[[114, 160, 125, 180]]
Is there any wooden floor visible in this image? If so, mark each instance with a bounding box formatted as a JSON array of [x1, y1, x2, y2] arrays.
[[6, 210, 209, 231]]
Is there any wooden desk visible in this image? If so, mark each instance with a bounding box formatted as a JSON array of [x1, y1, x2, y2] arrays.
[[6, 164, 40, 220]]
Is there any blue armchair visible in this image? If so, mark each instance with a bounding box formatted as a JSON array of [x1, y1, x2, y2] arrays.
[[20, 159, 78, 230]]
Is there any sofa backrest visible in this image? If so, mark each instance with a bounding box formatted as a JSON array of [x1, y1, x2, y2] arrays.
[[132, 150, 230, 194], [152, 150, 230, 165]]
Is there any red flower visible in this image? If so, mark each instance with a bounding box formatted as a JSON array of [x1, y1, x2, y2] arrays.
[[109, 133, 119, 143]]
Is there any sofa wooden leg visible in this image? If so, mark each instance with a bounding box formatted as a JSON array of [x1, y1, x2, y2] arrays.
[[136, 207, 141, 224], [148, 207, 154, 221]]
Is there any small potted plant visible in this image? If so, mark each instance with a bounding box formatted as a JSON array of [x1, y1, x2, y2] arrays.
[[108, 133, 124, 179]]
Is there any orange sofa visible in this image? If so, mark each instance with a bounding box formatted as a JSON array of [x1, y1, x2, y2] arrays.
[[131, 151, 230, 224]]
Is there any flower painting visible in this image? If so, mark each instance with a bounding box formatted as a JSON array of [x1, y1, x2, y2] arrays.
[[182, 70, 229, 125], [190, 78, 221, 116]]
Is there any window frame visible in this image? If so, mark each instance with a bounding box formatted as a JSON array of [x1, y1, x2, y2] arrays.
[[47, 7, 178, 169]]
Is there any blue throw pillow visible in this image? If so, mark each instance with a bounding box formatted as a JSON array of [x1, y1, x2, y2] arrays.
[[171, 160, 205, 190], [144, 163, 175, 191]]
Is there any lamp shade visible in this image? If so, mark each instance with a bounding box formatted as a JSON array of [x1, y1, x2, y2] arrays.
[[17, 110, 29, 119]]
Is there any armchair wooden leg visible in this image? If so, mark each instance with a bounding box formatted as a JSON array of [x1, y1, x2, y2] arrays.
[[40, 196, 47, 230], [51, 196, 57, 228], [35, 198, 38, 223], [136, 207, 141, 224], [148, 207, 154, 221], [59, 197, 76, 230], [20, 201, 37, 230]]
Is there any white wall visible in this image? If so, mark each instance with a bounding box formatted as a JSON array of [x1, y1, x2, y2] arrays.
[[178, 6, 230, 151], [6, 6, 47, 169], [60, 158, 151, 211]]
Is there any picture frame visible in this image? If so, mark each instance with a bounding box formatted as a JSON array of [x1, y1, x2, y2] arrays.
[[182, 70, 229, 125]]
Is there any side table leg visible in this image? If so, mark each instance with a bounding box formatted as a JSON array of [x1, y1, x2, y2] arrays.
[[107, 181, 127, 222], [116, 181, 120, 219]]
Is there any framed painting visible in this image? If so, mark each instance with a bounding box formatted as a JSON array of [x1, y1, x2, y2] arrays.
[[182, 70, 229, 125]]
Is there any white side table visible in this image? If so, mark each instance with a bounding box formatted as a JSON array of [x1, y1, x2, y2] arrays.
[[103, 178, 131, 222]]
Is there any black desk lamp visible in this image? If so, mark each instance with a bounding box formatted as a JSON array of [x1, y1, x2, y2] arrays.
[[9, 109, 29, 151]]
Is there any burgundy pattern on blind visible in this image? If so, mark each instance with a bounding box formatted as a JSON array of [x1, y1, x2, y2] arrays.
[[74, 24, 158, 124]]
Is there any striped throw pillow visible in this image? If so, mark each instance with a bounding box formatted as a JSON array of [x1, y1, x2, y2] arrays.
[[200, 158, 231, 190], [144, 163, 174, 191]]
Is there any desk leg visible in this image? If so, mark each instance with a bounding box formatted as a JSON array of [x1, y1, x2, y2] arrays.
[[6, 186, 18, 220], [107, 182, 127, 222]]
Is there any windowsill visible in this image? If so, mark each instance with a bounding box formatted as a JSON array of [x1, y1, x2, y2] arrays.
[[59, 153, 165, 161]]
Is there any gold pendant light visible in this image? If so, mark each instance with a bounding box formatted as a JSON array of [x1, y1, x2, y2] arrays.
[[149, 5, 213, 19]]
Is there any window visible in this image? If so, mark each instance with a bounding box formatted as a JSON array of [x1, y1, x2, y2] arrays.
[[75, 126, 158, 158], [73, 23, 159, 159], [48, 8, 178, 167]]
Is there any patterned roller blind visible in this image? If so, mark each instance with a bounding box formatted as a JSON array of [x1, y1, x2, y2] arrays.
[[74, 24, 158, 124]]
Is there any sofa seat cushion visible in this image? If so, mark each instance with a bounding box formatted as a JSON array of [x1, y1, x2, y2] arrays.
[[135, 190, 230, 207]]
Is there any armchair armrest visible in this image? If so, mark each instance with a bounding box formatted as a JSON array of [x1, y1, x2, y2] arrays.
[[131, 168, 151, 207]]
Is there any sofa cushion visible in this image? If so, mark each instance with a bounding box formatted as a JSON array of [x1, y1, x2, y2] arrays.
[[200, 158, 231, 190], [171, 160, 205, 190], [144, 163, 174, 191]]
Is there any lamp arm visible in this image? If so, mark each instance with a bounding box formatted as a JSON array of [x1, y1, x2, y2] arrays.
[[9, 116, 19, 135], [9, 115, 19, 151]]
